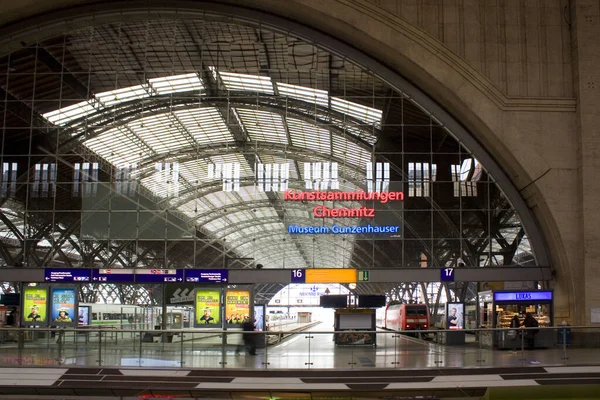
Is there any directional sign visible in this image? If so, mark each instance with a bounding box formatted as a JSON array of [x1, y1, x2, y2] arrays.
[[134, 269, 184, 283], [92, 269, 135, 283], [291, 269, 305, 283], [185, 269, 228, 283], [357, 270, 370, 282], [44, 269, 90, 282], [170, 288, 193, 303], [166, 283, 196, 305], [441, 268, 455, 282], [305, 269, 356, 284]]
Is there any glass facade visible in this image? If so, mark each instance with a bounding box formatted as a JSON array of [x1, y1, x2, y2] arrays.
[[0, 15, 540, 305]]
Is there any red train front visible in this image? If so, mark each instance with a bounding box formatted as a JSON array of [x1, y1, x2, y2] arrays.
[[382, 303, 430, 331]]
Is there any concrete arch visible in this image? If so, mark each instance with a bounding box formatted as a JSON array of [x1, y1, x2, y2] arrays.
[[0, 0, 578, 322]]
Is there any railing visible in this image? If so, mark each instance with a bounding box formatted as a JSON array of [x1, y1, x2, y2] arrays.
[[0, 325, 590, 369]]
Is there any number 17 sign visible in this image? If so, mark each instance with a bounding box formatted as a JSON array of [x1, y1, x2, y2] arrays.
[[441, 268, 454, 282]]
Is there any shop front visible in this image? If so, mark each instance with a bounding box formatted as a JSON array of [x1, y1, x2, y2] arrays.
[[478, 290, 553, 349]]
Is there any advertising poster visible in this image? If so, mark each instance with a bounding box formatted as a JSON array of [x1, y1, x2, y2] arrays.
[[194, 289, 221, 327], [51, 287, 77, 326], [335, 331, 375, 345], [225, 289, 250, 325], [254, 305, 265, 331], [22, 287, 48, 325], [446, 302, 464, 330], [78, 305, 90, 326]]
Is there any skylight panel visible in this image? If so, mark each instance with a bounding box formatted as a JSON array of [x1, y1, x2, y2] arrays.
[[236, 186, 269, 202], [148, 73, 204, 95], [237, 226, 266, 237], [277, 83, 329, 107], [226, 211, 248, 224], [222, 231, 244, 242], [253, 208, 278, 218], [203, 191, 239, 209], [287, 118, 331, 155], [204, 219, 228, 232], [221, 210, 256, 226], [173, 108, 233, 145], [331, 97, 382, 126], [128, 114, 192, 154], [85, 127, 147, 165], [178, 199, 212, 218], [178, 160, 208, 186], [235, 109, 288, 144], [282, 209, 310, 219], [218, 71, 274, 94], [96, 84, 151, 107], [331, 135, 371, 167], [43, 100, 98, 126], [210, 154, 254, 177]]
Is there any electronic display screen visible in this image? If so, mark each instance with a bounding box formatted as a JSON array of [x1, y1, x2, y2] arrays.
[[320, 295, 348, 308]]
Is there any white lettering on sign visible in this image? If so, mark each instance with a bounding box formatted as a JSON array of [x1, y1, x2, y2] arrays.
[[170, 288, 194, 304]]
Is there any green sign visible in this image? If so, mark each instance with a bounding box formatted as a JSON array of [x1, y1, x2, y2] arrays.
[[357, 270, 369, 282]]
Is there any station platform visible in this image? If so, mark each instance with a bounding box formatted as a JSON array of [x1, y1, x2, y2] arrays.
[[0, 323, 599, 398]]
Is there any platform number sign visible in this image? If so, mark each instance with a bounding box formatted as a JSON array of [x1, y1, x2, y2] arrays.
[[441, 268, 455, 282], [291, 269, 306, 283]]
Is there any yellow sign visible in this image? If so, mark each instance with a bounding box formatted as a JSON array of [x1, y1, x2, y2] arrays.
[[23, 287, 47, 325], [195, 289, 220, 327], [225, 289, 250, 325], [305, 269, 356, 283]]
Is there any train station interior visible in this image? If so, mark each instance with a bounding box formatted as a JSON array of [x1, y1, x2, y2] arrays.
[[0, 1, 599, 399]]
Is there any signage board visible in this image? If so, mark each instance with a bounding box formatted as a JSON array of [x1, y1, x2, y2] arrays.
[[441, 268, 454, 282], [78, 305, 90, 326], [22, 287, 48, 326], [50, 287, 77, 326], [185, 269, 228, 283], [44, 269, 90, 282], [165, 283, 195, 305], [493, 291, 553, 302], [305, 269, 356, 284], [446, 302, 464, 330], [291, 269, 305, 283], [357, 270, 370, 282], [194, 289, 221, 327], [92, 269, 135, 283], [225, 289, 251, 325], [134, 269, 183, 283]]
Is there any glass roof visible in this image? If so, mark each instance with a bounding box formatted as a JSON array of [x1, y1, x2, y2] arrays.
[[331, 97, 383, 127], [277, 82, 329, 107], [235, 108, 288, 145], [35, 67, 532, 270], [217, 70, 275, 94], [148, 73, 205, 95]]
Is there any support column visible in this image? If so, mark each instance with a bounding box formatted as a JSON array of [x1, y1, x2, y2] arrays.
[[571, 1, 600, 325]]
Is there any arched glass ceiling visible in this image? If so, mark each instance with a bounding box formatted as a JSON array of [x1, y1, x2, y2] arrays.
[[0, 15, 539, 279], [39, 66, 381, 270]]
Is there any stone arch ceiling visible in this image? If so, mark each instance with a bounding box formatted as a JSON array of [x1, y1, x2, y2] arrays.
[[0, 0, 581, 318]]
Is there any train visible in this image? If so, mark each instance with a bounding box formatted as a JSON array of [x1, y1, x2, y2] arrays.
[[377, 302, 430, 331]]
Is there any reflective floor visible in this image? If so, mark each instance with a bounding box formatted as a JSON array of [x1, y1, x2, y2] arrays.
[[0, 322, 592, 370]]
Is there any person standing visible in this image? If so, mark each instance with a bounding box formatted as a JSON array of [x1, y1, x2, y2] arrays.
[[510, 315, 521, 353], [522, 313, 539, 349]]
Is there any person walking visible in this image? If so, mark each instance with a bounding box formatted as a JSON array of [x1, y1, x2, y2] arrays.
[[236, 320, 257, 355]]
